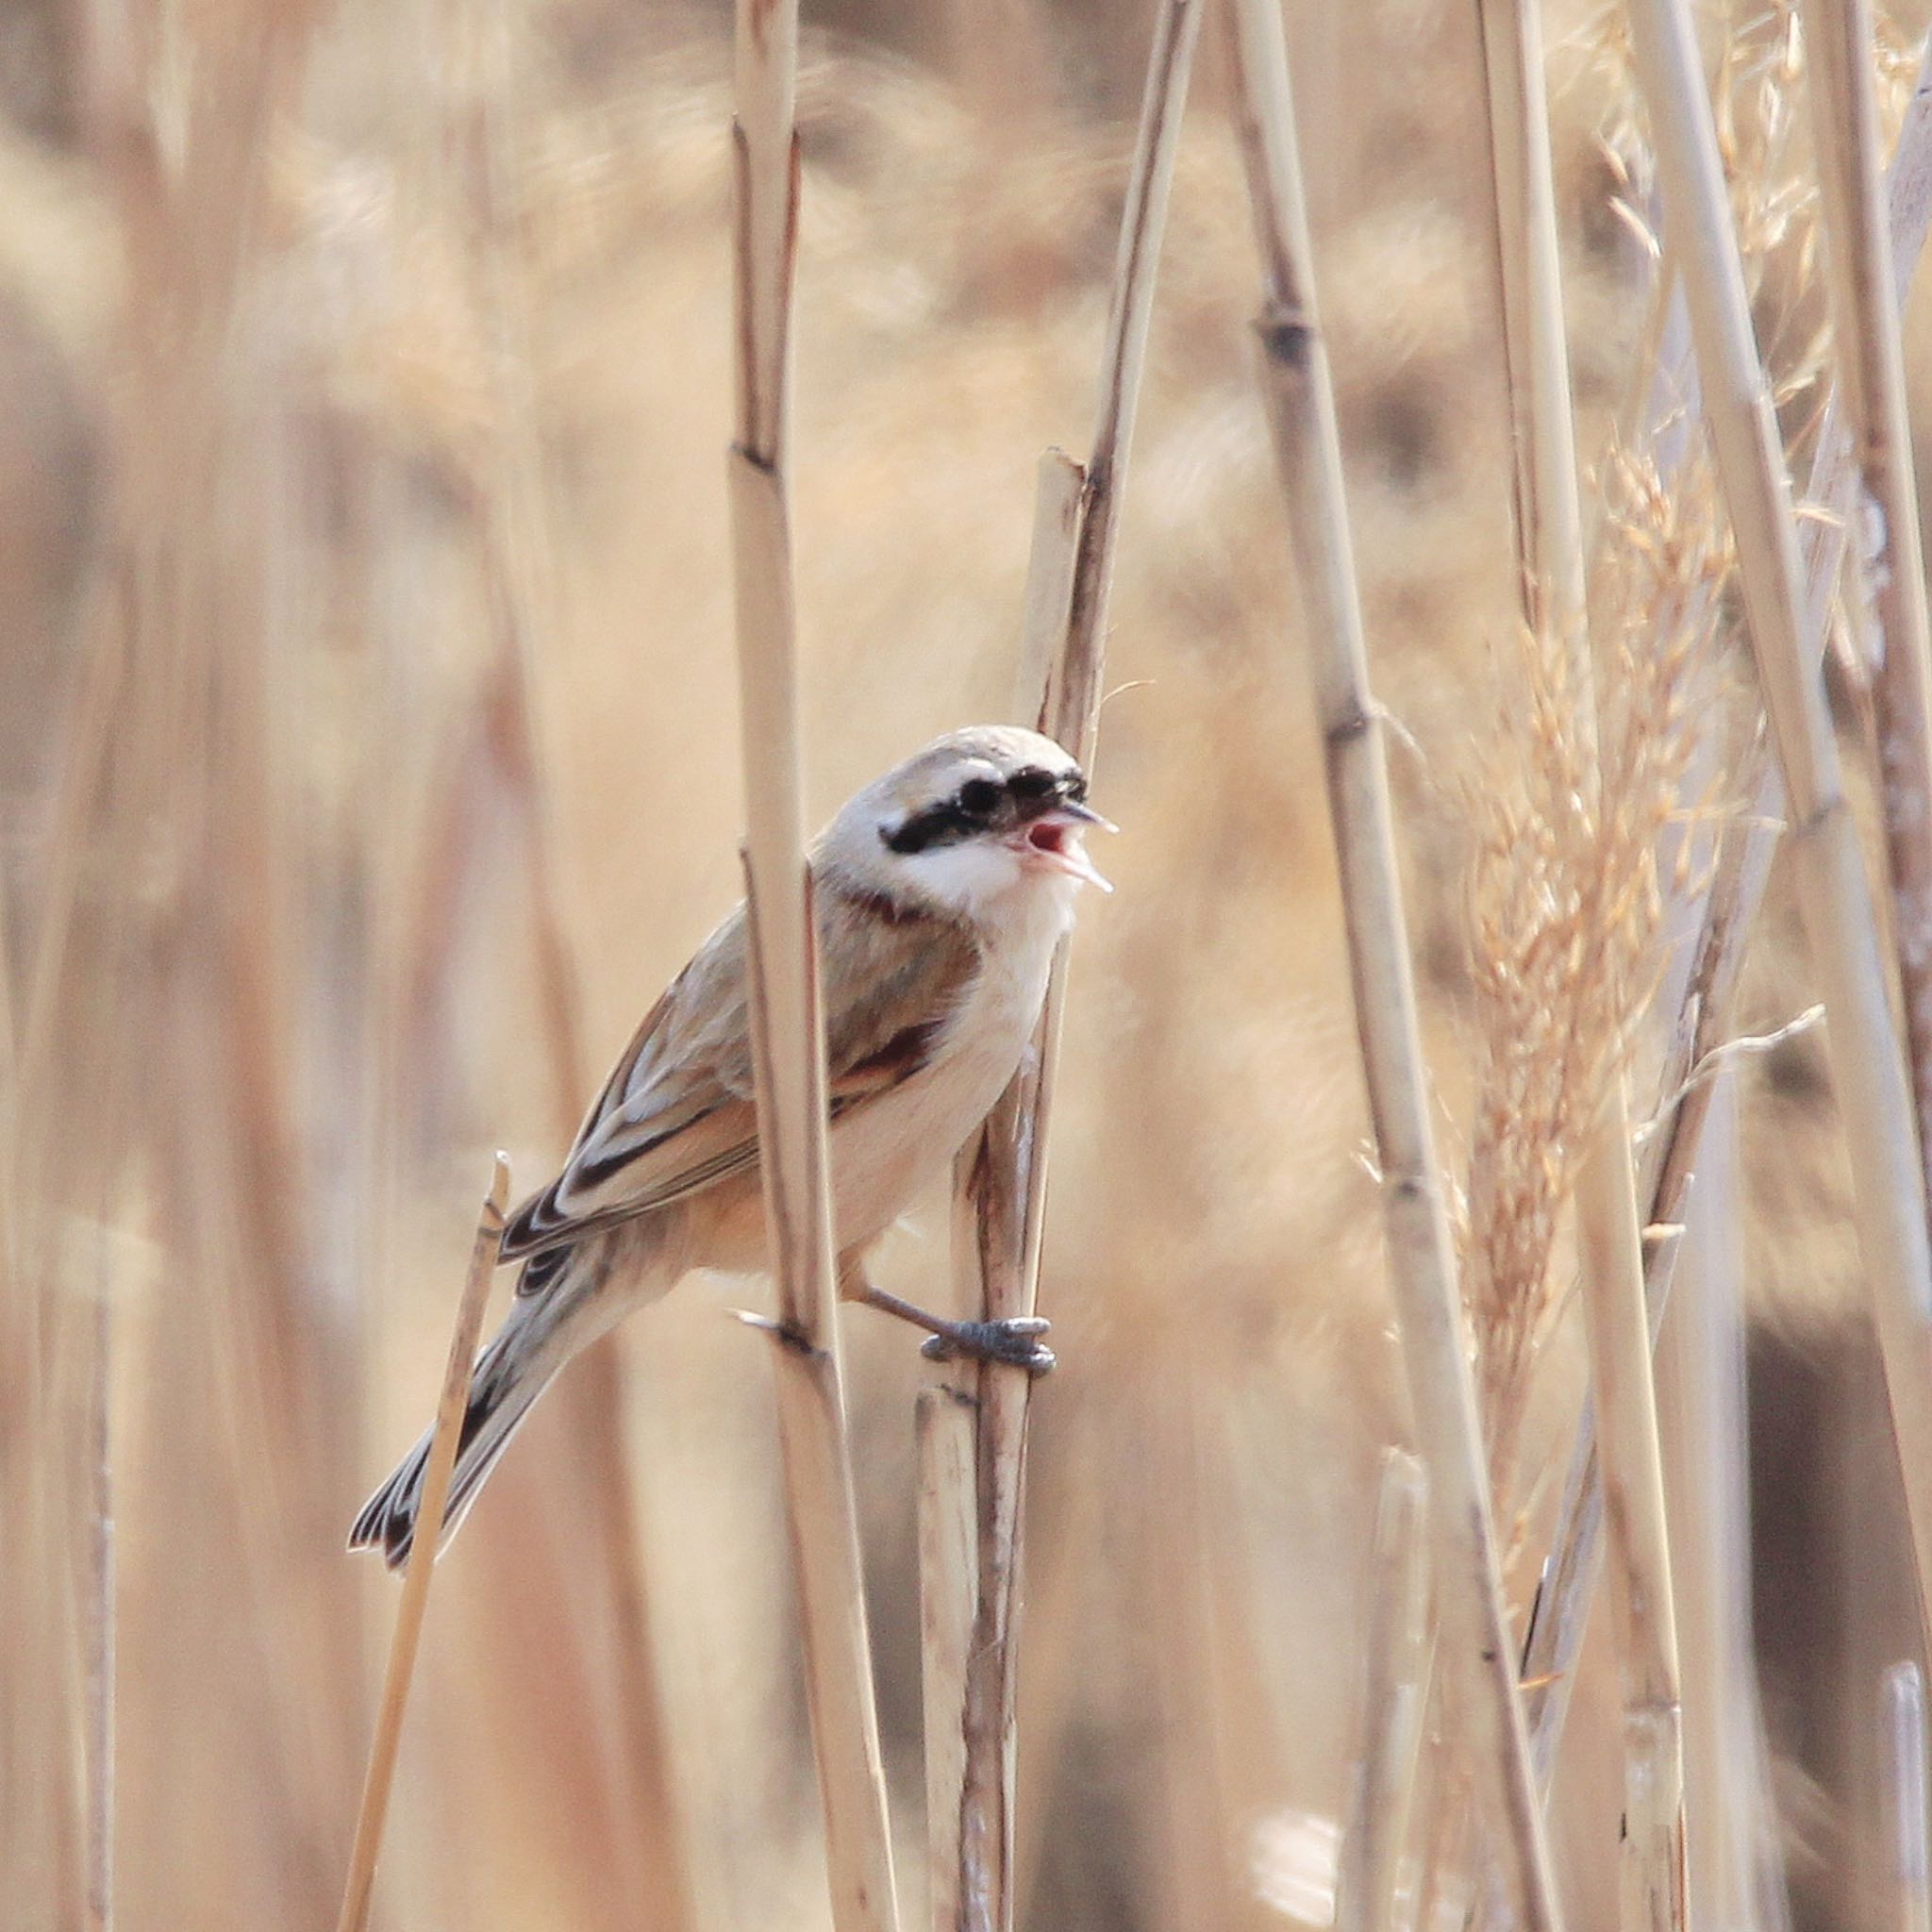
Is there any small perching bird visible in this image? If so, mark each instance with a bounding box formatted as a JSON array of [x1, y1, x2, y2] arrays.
[[350, 724, 1112, 1567]]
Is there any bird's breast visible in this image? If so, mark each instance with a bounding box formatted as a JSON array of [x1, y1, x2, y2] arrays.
[[691, 899, 1067, 1271]]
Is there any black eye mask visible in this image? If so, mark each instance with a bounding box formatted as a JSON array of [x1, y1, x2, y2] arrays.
[[881, 766, 1084, 855]]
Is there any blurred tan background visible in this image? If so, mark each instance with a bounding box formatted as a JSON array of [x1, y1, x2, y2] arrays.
[[4, 0, 1929, 1927]]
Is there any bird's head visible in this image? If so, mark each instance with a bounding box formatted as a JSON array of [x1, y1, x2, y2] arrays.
[[821, 725, 1113, 925]]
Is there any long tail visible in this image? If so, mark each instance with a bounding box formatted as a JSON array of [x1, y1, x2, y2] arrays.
[[348, 1239, 622, 1570]]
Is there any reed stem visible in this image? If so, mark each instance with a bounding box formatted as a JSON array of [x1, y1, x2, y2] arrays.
[[336, 1158, 508, 1932], [1225, 1, 1562, 1923], [727, 5, 901, 1925]]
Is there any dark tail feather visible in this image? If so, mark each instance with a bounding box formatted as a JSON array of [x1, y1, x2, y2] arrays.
[[348, 1302, 567, 1571]]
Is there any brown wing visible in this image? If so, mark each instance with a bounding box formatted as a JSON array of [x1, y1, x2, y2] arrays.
[[500, 885, 978, 1266]]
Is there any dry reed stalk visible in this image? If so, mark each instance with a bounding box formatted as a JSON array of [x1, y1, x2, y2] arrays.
[[1658, 1072, 1790, 1932], [432, 18, 693, 1916], [924, 451, 1081, 1932], [1476, 5, 1687, 1920], [1224, 0, 1561, 1924], [1885, 1662, 1932, 1932], [1334, 1450, 1431, 1932], [84, 1282, 112, 1932], [336, 1157, 508, 1932], [1460, 485, 1709, 1932], [1519, 52, 1932, 1788], [1625, 0, 1932, 1657], [11, 11, 350, 1922], [1574, 1091, 1688, 1931], [1804, 0, 1932, 1222], [726, 3, 900, 1926], [925, 7, 1202, 1915], [917, 1382, 978, 1932]]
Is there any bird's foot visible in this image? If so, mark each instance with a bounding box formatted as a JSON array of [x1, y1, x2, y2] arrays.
[[920, 1316, 1056, 1376]]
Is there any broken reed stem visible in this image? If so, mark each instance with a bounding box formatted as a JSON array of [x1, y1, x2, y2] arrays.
[[1805, 0, 1932, 1233], [335, 1157, 508, 1932], [727, 6, 900, 1928], [1624, 0, 1932, 1665], [1886, 1662, 1932, 1932], [1519, 54, 1932, 1786], [1334, 1451, 1431, 1932], [1477, 0, 1687, 1916], [1014, 450, 1086, 786], [1224, 1, 1561, 1924], [926, 13, 1203, 1924]]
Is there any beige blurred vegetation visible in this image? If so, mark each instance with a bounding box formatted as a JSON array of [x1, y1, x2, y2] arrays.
[[3, 0, 1928, 1927]]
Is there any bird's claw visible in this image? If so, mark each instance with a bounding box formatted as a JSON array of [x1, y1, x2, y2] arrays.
[[921, 1316, 1056, 1376]]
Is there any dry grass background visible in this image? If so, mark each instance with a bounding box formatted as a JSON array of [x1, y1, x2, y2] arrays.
[[7, 0, 1932, 1926]]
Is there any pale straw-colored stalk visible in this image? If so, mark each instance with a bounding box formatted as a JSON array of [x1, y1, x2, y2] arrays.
[[923, 451, 1082, 1932], [921, 10, 1202, 1923], [1625, 0, 1932, 1657], [85, 1278, 111, 1932], [1519, 51, 1932, 1787], [1476, 3, 1686, 1920], [1659, 1072, 1790, 1932], [726, 4, 901, 1927], [916, 1379, 978, 1932], [434, 18, 692, 1915], [1885, 1661, 1932, 1932], [1804, 0, 1932, 1225], [1224, 0, 1562, 1924], [336, 1157, 508, 1932], [1334, 1451, 1431, 1932]]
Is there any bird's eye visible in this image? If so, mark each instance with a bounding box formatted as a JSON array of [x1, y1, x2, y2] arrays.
[[958, 777, 1002, 816]]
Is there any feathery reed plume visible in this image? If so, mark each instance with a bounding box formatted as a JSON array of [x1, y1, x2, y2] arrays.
[[1518, 31, 1932, 1796], [1624, 0, 1932, 1666], [337, 1158, 508, 1932], [726, 3, 900, 1927], [1474, 7, 1688, 1914], [1463, 447, 1719, 1510], [1225, 0, 1561, 1923]]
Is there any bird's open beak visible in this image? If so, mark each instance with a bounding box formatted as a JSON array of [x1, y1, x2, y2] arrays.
[[1011, 802, 1116, 892]]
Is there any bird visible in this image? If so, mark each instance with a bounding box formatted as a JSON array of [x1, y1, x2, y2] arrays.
[[349, 724, 1112, 1568]]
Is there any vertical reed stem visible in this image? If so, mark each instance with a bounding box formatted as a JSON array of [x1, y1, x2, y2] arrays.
[[1886, 1662, 1932, 1932], [1225, 2, 1562, 1924], [1803, 0, 1932, 1232], [84, 1282, 112, 1932], [927, 12, 1201, 1924], [1335, 1451, 1431, 1932], [727, 4, 900, 1927], [1476, 6, 1688, 1912]]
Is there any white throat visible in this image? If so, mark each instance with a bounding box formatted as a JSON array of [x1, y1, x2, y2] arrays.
[[895, 839, 1081, 934]]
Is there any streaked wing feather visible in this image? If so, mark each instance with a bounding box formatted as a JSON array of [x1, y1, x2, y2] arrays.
[[501, 886, 978, 1266]]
